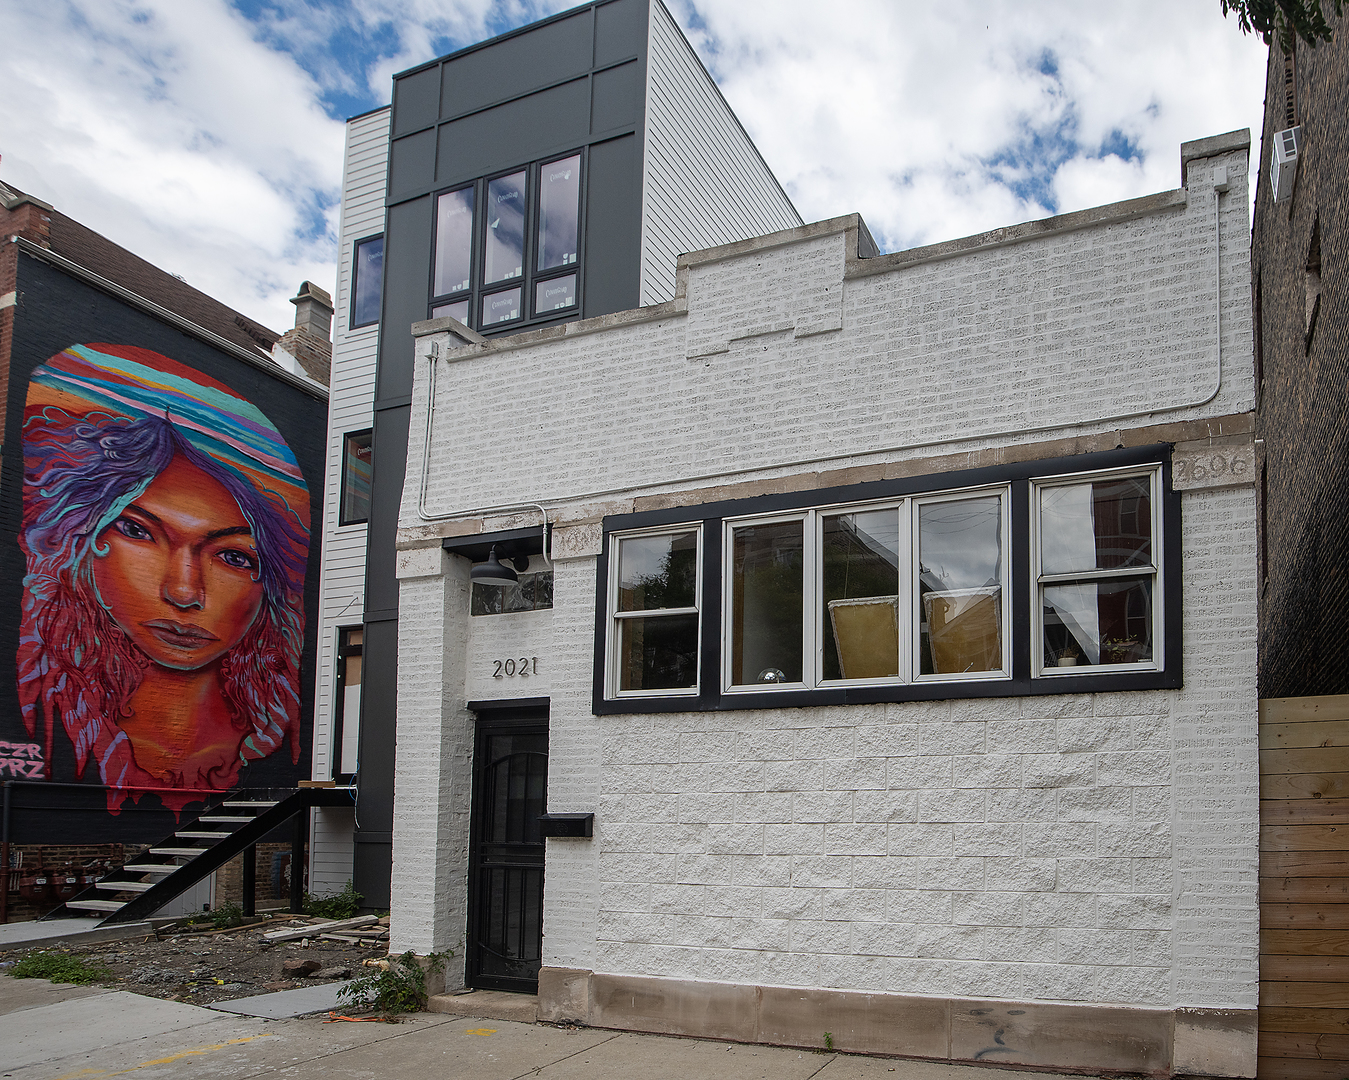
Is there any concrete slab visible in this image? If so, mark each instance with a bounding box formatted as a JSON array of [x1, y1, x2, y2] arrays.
[[532, 1030, 831, 1080], [209, 979, 350, 1018], [0, 972, 108, 1015], [0, 917, 155, 952], [428, 988, 538, 1022], [816, 1051, 1074, 1079]]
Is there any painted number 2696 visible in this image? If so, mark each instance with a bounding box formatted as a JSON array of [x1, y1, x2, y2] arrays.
[[492, 657, 539, 679]]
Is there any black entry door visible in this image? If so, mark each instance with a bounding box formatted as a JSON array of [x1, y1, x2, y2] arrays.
[[466, 716, 548, 992]]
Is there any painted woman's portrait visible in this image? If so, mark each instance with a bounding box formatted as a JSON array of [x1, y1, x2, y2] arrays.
[[17, 343, 310, 813]]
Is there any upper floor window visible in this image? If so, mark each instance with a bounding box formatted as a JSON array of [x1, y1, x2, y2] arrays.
[[351, 235, 384, 329], [431, 152, 582, 332], [596, 452, 1175, 712], [340, 430, 373, 526]]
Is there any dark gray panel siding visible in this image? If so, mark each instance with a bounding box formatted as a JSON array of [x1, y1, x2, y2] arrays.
[[591, 59, 643, 134], [435, 79, 593, 187], [583, 133, 642, 317], [388, 129, 437, 202], [378, 196, 432, 401], [594, 0, 646, 66], [439, 10, 594, 119], [393, 65, 440, 137]]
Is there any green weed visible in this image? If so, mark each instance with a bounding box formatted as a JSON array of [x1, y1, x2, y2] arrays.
[[304, 879, 363, 921], [336, 951, 447, 1016], [10, 951, 113, 985]]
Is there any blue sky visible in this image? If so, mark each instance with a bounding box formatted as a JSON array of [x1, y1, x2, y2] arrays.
[[0, 0, 1269, 332]]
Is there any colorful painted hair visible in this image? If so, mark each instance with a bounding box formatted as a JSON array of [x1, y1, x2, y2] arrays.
[[17, 344, 310, 814]]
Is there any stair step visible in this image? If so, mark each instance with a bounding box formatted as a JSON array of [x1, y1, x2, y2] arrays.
[[174, 831, 227, 841], [150, 846, 210, 857], [121, 864, 177, 875], [197, 816, 251, 825], [67, 899, 125, 913], [222, 800, 278, 808], [95, 880, 154, 893]]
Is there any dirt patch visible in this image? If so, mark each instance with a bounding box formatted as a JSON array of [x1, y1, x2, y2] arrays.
[[0, 915, 390, 1006]]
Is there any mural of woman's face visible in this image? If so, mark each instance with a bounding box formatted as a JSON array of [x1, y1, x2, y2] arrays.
[[92, 455, 265, 671]]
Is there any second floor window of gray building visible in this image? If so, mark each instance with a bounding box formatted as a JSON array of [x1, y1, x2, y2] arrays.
[[431, 152, 581, 332]]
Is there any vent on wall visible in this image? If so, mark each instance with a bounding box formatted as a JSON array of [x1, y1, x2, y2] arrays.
[[1272, 126, 1302, 203]]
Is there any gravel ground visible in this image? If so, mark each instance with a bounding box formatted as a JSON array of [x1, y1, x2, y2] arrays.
[[0, 915, 389, 1006]]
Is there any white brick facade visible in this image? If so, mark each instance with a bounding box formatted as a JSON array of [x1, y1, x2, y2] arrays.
[[392, 131, 1259, 1075]]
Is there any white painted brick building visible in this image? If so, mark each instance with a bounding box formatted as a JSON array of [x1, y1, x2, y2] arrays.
[[392, 129, 1258, 1077]]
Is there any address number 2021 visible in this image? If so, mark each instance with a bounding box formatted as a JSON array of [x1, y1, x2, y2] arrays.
[[492, 657, 539, 679]]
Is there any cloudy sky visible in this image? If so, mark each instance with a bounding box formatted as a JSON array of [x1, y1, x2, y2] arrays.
[[1, 0, 1270, 333]]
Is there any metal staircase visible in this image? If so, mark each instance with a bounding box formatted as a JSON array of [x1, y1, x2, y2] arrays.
[[46, 787, 354, 924]]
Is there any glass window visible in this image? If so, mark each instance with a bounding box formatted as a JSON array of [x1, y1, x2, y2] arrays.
[[822, 509, 900, 681], [484, 170, 526, 285], [433, 187, 474, 296], [917, 495, 1005, 676], [472, 569, 554, 616], [730, 520, 804, 686], [432, 299, 470, 324], [335, 627, 363, 779], [535, 274, 577, 314], [340, 430, 373, 526], [481, 287, 521, 328], [1036, 471, 1159, 672], [537, 154, 581, 272], [611, 530, 700, 694], [351, 235, 383, 328]]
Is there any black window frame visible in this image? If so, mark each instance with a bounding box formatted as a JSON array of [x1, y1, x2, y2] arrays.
[[429, 148, 586, 333], [350, 233, 385, 330], [592, 445, 1183, 714], [339, 429, 374, 526], [331, 625, 364, 783]]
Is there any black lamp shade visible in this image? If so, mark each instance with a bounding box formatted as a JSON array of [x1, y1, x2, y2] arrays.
[[471, 545, 519, 587]]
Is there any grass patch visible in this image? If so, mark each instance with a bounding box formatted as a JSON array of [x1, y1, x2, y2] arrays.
[[10, 951, 113, 985], [304, 879, 363, 921]]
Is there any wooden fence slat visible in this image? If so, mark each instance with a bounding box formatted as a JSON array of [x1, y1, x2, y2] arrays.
[[1257, 1054, 1349, 1079], [1263, 824, 1349, 852], [1263, 747, 1349, 776], [1263, 879, 1349, 903], [1263, 722, 1349, 751], [1263, 904, 1349, 929], [1262, 983, 1349, 1007], [1262, 798, 1349, 826], [1263, 774, 1349, 801], [1258, 1030, 1349, 1058], [1263, 930, 1349, 956], [1263, 955, 1349, 982], [1263, 853, 1349, 877], [1259, 1005, 1349, 1033], [1261, 695, 1349, 725]]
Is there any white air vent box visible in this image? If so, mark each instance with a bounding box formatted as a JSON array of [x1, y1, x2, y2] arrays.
[[1271, 125, 1302, 203]]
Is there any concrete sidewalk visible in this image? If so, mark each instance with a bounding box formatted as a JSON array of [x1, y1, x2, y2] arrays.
[[0, 975, 1092, 1080]]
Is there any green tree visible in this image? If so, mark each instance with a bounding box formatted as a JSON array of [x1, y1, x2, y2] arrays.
[[1221, 0, 1343, 49]]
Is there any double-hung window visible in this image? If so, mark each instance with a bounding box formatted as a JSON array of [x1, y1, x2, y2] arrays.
[[430, 151, 583, 332], [724, 488, 1010, 692], [596, 448, 1177, 712]]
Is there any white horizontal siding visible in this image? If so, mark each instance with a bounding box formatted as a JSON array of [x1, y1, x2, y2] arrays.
[[639, 0, 802, 307]]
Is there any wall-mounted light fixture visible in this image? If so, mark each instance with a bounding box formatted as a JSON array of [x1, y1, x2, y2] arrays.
[[470, 545, 530, 587]]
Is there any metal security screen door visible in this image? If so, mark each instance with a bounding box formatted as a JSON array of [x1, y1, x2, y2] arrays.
[[466, 712, 548, 992]]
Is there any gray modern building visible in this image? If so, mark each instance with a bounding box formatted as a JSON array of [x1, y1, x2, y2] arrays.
[[329, 0, 801, 910]]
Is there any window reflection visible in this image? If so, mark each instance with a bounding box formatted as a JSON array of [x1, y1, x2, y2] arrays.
[[917, 497, 1003, 675], [619, 532, 697, 611], [535, 274, 576, 314], [481, 288, 521, 327], [352, 236, 383, 328], [431, 299, 470, 324], [731, 522, 803, 685], [484, 171, 526, 285], [537, 154, 580, 272], [433, 187, 474, 296], [822, 510, 899, 680], [1041, 477, 1151, 574], [614, 531, 698, 692], [1043, 578, 1153, 667]]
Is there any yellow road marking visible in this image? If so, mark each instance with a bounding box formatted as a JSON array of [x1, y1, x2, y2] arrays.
[[465, 1027, 498, 1036], [50, 1034, 277, 1079]]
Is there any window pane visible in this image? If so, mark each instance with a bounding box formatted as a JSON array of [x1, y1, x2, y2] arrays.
[[537, 154, 580, 271], [433, 187, 474, 296], [352, 236, 383, 327], [341, 431, 373, 525], [484, 170, 526, 285], [481, 287, 522, 327], [535, 274, 577, 314], [1040, 476, 1152, 575], [472, 571, 555, 616], [918, 496, 1003, 674], [1043, 577, 1153, 667], [619, 614, 699, 690], [731, 521, 803, 685], [619, 532, 697, 611], [822, 509, 899, 680], [432, 299, 469, 324]]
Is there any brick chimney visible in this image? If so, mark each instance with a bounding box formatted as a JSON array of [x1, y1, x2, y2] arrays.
[[0, 182, 53, 247], [272, 280, 332, 385]]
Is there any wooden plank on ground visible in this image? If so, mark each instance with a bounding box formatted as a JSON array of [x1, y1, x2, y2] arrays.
[[1263, 852, 1349, 876], [1257, 1054, 1349, 1079], [1263, 799, 1349, 826], [1263, 955, 1349, 982], [261, 915, 378, 942], [1263, 930, 1349, 956], [1264, 774, 1349, 801], [1260, 1006, 1349, 1033], [1263, 904, 1349, 929], [1263, 879, 1349, 904], [1262, 983, 1349, 1008], [1262, 747, 1349, 776], [1262, 695, 1349, 725], [1258, 1030, 1349, 1059], [1263, 722, 1349, 751]]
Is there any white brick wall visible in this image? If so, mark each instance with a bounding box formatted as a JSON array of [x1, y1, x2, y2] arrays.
[[396, 137, 1258, 1013]]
